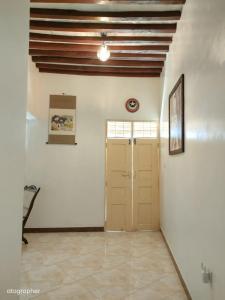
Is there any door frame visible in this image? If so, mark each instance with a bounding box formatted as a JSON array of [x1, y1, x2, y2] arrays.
[[104, 119, 159, 231]]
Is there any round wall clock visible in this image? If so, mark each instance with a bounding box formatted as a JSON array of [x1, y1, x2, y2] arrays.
[[125, 98, 140, 113]]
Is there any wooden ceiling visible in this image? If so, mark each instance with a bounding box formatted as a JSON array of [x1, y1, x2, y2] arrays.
[[30, 0, 186, 77]]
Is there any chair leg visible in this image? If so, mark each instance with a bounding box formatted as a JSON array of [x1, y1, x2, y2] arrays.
[[22, 235, 28, 245]]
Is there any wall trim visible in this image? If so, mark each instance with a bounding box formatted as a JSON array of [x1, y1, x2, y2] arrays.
[[160, 229, 192, 300], [24, 227, 104, 233]]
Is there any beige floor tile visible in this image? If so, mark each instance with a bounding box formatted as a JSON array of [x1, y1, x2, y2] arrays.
[[124, 288, 166, 300], [21, 232, 187, 300], [32, 283, 98, 300], [21, 264, 65, 295]]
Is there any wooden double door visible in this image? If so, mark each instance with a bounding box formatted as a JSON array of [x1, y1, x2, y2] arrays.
[[106, 138, 159, 231]]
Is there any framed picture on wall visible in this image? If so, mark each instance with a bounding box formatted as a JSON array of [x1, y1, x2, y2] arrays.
[[169, 74, 185, 155], [47, 95, 77, 145]]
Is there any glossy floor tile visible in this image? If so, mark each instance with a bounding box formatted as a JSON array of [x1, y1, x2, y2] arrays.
[[20, 232, 187, 300]]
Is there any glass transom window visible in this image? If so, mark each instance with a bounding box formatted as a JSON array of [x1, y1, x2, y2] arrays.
[[107, 121, 132, 138], [133, 121, 158, 138], [107, 121, 158, 139]]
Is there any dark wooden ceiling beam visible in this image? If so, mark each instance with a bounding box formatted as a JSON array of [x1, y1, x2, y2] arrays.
[[36, 63, 162, 73], [29, 49, 167, 59], [30, 8, 181, 21], [29, 41, 169, 52], [38, 68, 160, 78], [31, 0, 185, 4], [30, 20, 177, 33], [29, 33, 173, 44], [32, 56, 164, 67]]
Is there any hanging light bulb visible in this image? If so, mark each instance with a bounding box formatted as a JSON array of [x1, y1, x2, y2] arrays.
[[97, 42, 110, 62]]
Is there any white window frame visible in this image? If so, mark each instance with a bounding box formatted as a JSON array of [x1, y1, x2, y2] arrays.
[[106, 120, 159, 139], [106, 121, 132, 139]]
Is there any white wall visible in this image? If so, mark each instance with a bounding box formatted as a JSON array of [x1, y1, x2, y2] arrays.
[[26, 60, 160, 228], [160, 0, 225, 299], [0, 1, 28, 299]]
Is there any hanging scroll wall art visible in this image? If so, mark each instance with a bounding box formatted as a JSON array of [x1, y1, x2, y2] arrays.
[[47, 95, 76, 145]]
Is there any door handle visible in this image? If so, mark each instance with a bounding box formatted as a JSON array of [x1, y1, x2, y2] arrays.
[[121, 171, 131, 177]]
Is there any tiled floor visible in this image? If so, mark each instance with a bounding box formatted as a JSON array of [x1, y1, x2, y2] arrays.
[[20, 231, 187, 300]]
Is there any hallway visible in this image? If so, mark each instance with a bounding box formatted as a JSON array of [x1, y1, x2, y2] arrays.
[[1, 0, 225, 299], [21, 232, 187, 300]]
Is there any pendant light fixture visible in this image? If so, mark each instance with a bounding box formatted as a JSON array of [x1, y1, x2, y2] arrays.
[[97, 33, 110, 62]]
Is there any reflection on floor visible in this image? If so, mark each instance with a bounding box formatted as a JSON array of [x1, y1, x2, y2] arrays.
[[20, 231, 187, 300]]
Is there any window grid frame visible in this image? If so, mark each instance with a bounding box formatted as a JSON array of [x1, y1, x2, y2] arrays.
[[107, 120, 159, 139]]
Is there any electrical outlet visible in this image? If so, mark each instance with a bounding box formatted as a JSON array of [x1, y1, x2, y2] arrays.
[[201, 263, 212, 284]]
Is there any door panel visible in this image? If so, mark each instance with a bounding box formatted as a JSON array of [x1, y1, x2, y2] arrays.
[[133, 139, 159, 230], [106, 139, 132, 231], [138, 187, 153, 203], [136, 144, 153, 169], [138, 203, 153, 227]]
